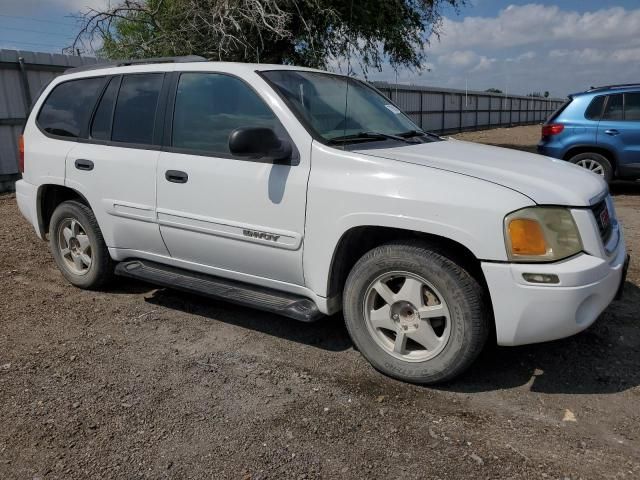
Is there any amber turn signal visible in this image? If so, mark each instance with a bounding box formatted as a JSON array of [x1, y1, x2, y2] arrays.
[[508, 219, 547, 256]]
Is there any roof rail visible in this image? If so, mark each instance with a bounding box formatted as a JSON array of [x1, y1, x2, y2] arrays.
[[65, 55, 207, 73], [587, 83, 640, 92]]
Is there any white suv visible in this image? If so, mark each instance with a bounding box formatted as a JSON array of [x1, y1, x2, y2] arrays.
[[16, 57, 629, 383]]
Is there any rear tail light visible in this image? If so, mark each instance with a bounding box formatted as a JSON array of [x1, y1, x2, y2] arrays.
[[18, 134, 24, 173], [541, 124, 564, 137]]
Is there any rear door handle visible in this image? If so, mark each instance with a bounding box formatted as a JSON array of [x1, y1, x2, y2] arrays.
[[74, 159, 94, 171], [165, 170, 188, 184], [604, 129, 620, 136]]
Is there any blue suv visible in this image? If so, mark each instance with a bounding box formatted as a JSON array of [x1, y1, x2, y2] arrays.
[[538, 84, 640, 183]]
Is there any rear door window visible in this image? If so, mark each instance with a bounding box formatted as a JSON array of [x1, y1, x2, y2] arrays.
[[111, 74, 164, 145], [602, 94, 624, 121], [624, 93, 640, 121], [37, 77, 105, 138]]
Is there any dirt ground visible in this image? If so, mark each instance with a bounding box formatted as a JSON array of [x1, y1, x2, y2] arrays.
[[1, 125, 639, 479]]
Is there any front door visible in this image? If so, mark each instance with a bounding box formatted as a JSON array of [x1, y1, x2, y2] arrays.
[[156, 72, 310, 285]]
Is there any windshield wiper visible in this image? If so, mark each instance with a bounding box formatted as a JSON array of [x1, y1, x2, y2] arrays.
[[329, 131, 417, 145], [397, 129, 442, 140]]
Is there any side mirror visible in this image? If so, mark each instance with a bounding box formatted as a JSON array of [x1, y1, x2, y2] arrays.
[[228, 127, 292, 163]]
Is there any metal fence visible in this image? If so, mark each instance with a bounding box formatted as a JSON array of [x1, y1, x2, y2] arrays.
[[374, 83, 565, 134], [0, 48, 566, 192], [0, 49, 100, 192]]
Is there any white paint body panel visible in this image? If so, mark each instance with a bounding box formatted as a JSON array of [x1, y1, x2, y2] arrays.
[[15, 60, 627, 348], [65, 143, 169, 255]]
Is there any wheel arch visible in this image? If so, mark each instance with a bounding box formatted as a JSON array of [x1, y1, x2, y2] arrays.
[[326, 225, 490, 300], [37, 184, 91, 237], [563, 145, 618, 170]]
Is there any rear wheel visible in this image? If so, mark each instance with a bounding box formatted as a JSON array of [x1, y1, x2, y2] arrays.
[[568, 152, 613, 183], [49, 200, 114, 289], [343, 242, 489, 384]]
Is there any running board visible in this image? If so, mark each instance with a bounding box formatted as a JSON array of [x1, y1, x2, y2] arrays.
[[115, 260, 324, 323]]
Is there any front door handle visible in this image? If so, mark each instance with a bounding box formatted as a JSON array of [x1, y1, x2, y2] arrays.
[[75, 159, 94, 171], [604, 129, 620, 136], [165, 170, 188, 184]]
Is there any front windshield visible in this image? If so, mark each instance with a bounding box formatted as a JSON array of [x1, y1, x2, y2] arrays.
[[261, 70, 424, 144]]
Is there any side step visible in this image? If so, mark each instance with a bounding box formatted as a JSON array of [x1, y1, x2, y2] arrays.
[[115, 260, 324, 323]]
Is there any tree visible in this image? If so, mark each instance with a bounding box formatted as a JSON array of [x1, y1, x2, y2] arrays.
[[70, 0, 463, 73], [544, 91, 550, 98], [485, 88, 503, 94]]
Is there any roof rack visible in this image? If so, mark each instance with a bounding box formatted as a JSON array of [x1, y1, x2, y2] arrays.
[[65, 55, 207, 73], [587, 83, 640, 92]]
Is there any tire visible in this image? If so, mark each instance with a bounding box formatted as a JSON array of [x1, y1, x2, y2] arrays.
[[49, 200, 114, 289], [568, 152, 613, 183], [343, 242, 489, 384]]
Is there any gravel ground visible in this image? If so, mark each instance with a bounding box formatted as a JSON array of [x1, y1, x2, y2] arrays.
[[1, 125, 639, 479]]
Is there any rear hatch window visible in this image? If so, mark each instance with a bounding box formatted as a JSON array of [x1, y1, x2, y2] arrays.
[[545, 97, 572, 123]]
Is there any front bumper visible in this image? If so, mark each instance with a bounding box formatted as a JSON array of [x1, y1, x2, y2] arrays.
[[482, 237, 628, 346]]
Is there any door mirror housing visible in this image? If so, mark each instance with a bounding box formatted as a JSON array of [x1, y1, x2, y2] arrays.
[[228, 127, 293, 163]]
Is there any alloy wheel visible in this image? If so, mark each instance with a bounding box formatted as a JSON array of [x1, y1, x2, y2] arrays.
[[57, 218, 92, 275], [363, 272, 451, 362], [575, 158, 605, 177]]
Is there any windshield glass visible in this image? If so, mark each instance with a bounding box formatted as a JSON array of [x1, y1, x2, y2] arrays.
[[261, 70, 423, 144]]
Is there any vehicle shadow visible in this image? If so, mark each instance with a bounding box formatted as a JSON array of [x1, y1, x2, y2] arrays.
[[144, 287, 353, 353], [133, 277, 639, 394], [442, 280, 640, 395], [489, 143, 538, 153], [610, 180, 640, 196]]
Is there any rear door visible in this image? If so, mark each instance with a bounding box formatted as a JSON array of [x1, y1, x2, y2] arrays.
[[156, 72, 310, 285], [65, 73, 169, 255], [597, 93, 640, 171]]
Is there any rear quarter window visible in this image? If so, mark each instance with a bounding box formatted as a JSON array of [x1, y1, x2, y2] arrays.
[[37, 77, 105, 138], [584, 95, 606, 120]]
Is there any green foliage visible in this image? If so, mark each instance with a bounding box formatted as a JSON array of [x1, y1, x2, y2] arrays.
[[485, 88, 503, 94], [76, 0, 463, 72]]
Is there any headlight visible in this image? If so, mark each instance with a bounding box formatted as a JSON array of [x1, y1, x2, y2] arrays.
[[504, 207, 582, 262]]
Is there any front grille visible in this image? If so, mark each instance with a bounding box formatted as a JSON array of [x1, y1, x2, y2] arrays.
[[591, 199, 613, 243]]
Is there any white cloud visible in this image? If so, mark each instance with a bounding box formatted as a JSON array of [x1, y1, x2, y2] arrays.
[[367, 4, 640, 97], [431, 5, 640, 53]]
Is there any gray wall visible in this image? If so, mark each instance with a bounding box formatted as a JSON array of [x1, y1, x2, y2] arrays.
[[0, 49, 566, 192], [0, 49, 100, 191], [373, 83, 565, 134]]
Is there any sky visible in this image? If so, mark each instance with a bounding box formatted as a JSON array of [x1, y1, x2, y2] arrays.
[[1, 1, 639, 97]]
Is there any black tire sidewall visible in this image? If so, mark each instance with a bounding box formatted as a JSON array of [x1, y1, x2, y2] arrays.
[[49, 201, 112, 289], [343, 243, 487, 384], [569, 152, 613, 183]]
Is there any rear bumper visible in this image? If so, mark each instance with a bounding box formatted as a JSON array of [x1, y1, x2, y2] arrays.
[[482, 238, 628, 346], [15, 179, 42, 239], [536, 142, 564, 159]]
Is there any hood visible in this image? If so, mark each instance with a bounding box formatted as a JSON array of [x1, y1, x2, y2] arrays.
[[354, 139, 606, 206]]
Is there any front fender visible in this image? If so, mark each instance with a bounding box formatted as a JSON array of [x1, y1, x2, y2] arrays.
[[303, 143, 534, 297]]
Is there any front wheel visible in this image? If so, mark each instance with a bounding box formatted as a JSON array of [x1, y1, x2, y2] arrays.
[[343, 243, 489, 384], [568, 152, 613, 183]]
